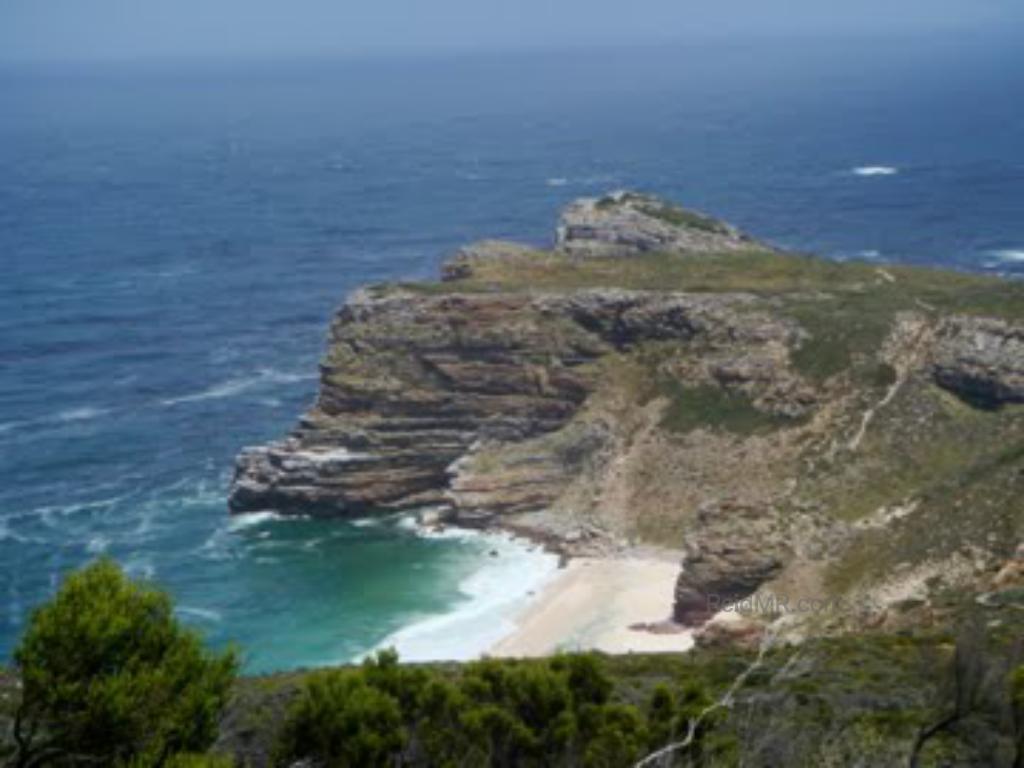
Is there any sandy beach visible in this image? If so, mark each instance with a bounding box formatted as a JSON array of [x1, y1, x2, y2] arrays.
[[490, 551, 694, 657]]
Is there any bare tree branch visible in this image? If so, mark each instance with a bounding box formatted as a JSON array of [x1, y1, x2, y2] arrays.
[[634, 629, 792, 768]]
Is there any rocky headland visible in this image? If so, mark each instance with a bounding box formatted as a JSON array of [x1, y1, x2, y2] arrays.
[[229, 191, 1024, 647]]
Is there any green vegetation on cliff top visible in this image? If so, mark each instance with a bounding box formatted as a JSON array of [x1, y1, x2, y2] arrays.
[[395, 248, 1024, 319], [394, 247, 1023, 390]]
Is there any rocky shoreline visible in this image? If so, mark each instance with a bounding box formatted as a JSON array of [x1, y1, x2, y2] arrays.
[[230, 191, 1024, 644]]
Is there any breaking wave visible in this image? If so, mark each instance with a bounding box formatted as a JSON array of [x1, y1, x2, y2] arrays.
[[53, 406, 110, 422], [990, 249, 1024, 263], [162, 368, 316, 406], [176, 605, 224, 623], [851, 165, 899, 177], [372, 529, 559, 662]]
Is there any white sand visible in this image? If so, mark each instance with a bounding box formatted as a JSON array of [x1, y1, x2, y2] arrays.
[[490, 554, 694, 657]]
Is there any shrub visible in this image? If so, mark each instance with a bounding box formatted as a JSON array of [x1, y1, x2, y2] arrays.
[[158, 754, 235, 768], [578, 703, 647, 767], [10, 559, 238, 768], [274, 668, 405, 767], [274, 650, 724, 767]]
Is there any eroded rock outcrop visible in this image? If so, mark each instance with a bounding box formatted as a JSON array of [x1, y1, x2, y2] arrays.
[[931, 316, 1024, 406], [672, 499, 788, 625], [556, 191, 765, 257]]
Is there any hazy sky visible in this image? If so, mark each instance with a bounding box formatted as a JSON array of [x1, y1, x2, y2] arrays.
[[2, 0, 1021, 62]]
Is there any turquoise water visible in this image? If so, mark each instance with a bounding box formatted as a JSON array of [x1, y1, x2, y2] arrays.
[[2, 34, 1023, 671]]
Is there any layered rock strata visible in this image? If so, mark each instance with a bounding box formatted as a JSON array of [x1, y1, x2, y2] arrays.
[[230, 288, 793, 517], [230, 192, 1024, 639]]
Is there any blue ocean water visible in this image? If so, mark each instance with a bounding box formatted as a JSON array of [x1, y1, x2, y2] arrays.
[[1, 33, 1023, 672]]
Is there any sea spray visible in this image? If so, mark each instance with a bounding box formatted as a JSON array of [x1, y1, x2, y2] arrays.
[[372, 526, 560, 662]]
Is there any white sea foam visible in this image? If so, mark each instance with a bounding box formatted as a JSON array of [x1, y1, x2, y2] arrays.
[[197, 525, 234, 560], [124, 559, 156, 580], [85, 535, 110, 554], [291, 447, 373, 464], [990, 249, 1024, 263], [372, 530, 560, 662], [412, 522, 486, 542], [545, 175, 619, 188], [163, 368, 316, 406], [395, 514, 420, 533], [152, 265, 197, 280], [351, 510, 419, 529], [255, 367, 318, 384], [0, 519, 18, 543], [352, 518, 407, 528], [54, 406, 109, 422], [22, 493, 128, 524], [176, 605, 223, 623], [162, 378, 256, 406], [852, 166, 899, 177], [227, 510, 290, 531]]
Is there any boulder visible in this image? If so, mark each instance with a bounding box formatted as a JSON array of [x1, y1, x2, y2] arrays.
[[932, 316, 1024, 407]]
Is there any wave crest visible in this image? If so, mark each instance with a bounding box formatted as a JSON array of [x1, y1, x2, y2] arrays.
[[852, 165, 899, 177], [162, 368, 317, 406]]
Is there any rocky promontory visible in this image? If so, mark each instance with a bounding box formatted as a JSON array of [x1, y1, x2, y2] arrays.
[[230, 192, 1024, 640]]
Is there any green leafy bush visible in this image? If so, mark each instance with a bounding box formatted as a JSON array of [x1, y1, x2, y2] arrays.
[[159, 754, 236, 768], [274, 650, 724, 767], [275, 669, 405, 767], [10, 559, 238, 768]]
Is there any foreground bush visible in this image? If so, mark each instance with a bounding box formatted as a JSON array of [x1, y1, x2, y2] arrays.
[[275, 650, 731, 768], [10, 559, 238, 768]]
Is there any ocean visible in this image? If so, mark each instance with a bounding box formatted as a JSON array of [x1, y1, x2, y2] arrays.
[[1, 31, 1022, 672]]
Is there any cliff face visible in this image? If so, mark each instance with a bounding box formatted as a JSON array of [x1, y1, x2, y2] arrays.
[[230, 192, 1024, 639], [230, 290, 601, 516]]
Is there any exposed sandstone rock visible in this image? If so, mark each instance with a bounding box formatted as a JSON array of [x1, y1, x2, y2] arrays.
[[556, 191, 765, 257], [693, 615, 767, 651], [931, 316, 1024, 406], [991, 543, 1024, 590], [230, 289, 604, 516], [446, 421, 613, 526], [229, 286, 790, 518], [672, 499, 788, 625]]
